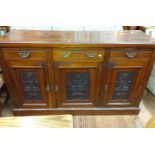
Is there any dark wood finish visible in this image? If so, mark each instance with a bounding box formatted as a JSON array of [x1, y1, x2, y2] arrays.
[[2, 48, 47, 61], [0, 30, 155, 48], [104, 62, 147, 107], [1, 48, 51, 109], [110, 48, 152, 62], [0, 30, 155, 115], [54, 62, 103, 108], [13, 107, 139, 116], [53, 47, 105, 62], [123, 26, 147, 32], [9, 63, 48, 108]]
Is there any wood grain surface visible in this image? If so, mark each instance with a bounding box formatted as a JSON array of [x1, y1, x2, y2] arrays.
[[73, 115, 140, 128], [0, 30, 155, 116], [0, 30, 155, 47], [0, 115, 73, 128]]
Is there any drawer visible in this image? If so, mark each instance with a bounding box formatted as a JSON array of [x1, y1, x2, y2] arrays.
[[110, 48, 152, 62], [53, 48, 105, 62], [2, 48, 47, 61]]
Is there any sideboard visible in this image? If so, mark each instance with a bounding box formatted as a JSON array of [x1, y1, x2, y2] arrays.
[[0, 30, 155, 116]]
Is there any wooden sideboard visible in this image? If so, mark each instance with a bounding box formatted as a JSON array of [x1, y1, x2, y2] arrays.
[[0, 30, 155, 116]]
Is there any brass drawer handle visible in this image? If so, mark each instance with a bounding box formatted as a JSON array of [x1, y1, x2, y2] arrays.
[[62, 51, 71, 58], [125, 51, 137, 58], [86, 52, 97, 58], [18, 51, 31, 58]]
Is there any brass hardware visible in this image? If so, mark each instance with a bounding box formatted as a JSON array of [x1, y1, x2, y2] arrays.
[[125, 50, 137, 58], [62, 51, 71, 58], [18, 51, 31, 58], [86, 52, 97, 58], [98, 54, 102, 57], [55, 85, 59, 92], [46, 84, 51, 92]]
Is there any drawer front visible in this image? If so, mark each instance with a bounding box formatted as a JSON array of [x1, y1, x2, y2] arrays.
[[2, 48, 47, 61], [53, 48, 105, 62], [110, 48, 152, 62]]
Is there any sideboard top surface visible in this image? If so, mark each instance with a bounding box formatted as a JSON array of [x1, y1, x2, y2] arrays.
[[0, 30, 155, 47]]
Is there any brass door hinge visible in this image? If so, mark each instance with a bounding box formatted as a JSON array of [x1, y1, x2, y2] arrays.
[[46, 84, 60, 93], [46, 84, 51, 92], [55, 84, 60, 92]]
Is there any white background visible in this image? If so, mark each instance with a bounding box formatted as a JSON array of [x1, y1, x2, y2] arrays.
[[0, 0, 155, 155], [0, 0, 155, 25]]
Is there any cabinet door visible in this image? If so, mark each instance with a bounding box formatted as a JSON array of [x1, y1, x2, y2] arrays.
[[54, 62, 102, 107], [104, 62, 147, 107], [8, 61, 49, 108]]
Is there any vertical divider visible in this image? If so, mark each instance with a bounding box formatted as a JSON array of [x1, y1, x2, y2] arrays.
[[46, 48, 57, 108]]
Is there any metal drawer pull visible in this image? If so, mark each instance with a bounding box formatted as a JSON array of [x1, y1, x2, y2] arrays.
[[125, 51, 137, 58], [18, 52, 31, 58], [62, 51, 71, 58], [86, 52, 97, 58]]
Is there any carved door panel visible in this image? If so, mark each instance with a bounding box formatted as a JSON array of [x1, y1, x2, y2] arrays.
[[105, 62, 147, 107], [8, 61, 49, 108], [54, 62, 102, 107]]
